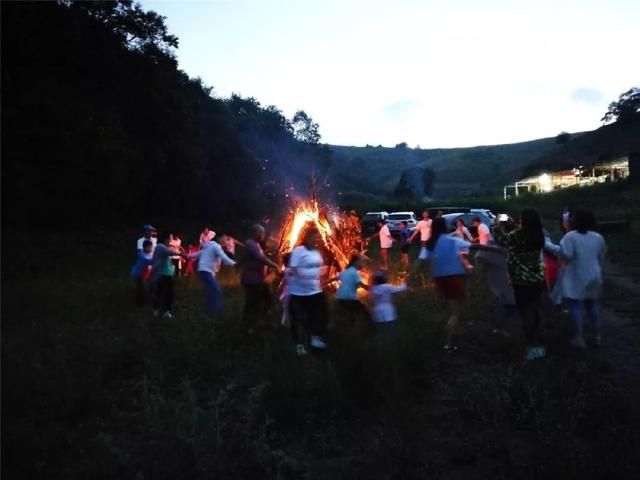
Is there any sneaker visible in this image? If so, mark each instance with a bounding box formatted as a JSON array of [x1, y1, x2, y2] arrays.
[[295, 344, 308, 356], [569, 336, 587, 349], [310, 336, 327, 349], [443, 344, 458, 352], [163, 311, 174, 319]]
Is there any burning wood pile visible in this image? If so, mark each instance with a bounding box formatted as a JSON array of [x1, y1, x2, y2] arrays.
[[277, 198, 365, 282]]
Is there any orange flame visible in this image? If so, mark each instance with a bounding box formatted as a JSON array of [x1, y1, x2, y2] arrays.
[[278, 199, 367, 288]]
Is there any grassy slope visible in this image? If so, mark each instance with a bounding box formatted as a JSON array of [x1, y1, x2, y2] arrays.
[[329, 120, 640, 200], [329, 136, 560, 199], [3, 219, 640, 478]]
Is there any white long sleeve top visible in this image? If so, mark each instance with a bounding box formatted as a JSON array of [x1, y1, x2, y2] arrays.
[[188, 240, 236, 274]]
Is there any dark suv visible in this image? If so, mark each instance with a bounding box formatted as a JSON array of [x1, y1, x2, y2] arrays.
[[361, 211, 389, 235]]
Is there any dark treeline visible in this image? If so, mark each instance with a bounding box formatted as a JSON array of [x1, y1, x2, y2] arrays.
[[2, 1, 331, 229]]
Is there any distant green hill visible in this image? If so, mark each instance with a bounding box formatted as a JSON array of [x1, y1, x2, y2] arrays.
[[328, 120, 640, 201]]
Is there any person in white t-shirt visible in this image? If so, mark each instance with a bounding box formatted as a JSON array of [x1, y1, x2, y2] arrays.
[[369, 270, 407, 337], [376, 219, 393, 269], [409, 210, 432, 276], [554, 210, 607, 348], [409, 210, 432, 246], [288, 229, 328, 354], [168, 233, 184, 276], [136, 224, 158, 252], [472, 219, 493, 246]]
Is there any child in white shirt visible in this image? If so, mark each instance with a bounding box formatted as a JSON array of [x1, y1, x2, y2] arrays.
[[369, 270, 407, 336]]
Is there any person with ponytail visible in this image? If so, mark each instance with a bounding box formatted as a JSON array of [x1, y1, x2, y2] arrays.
[[494, 209, 546, 361], [417, 217, 473, 351]]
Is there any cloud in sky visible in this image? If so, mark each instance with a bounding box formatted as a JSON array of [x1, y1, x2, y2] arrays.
[[571, 88, 604, 105], [143, 0, 640, 148], [383, 100, 423, 121]]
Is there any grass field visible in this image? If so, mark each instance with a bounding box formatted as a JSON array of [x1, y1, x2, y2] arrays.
[[3, 225, 640, 479]]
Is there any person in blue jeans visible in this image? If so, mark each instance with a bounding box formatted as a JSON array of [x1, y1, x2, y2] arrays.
[[187, 239, 236, 316], [554, 210, 607, 348]]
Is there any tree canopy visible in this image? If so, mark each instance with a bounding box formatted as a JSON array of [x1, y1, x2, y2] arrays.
[[1, 0, 330, 229], [601, 87, 640, 124]]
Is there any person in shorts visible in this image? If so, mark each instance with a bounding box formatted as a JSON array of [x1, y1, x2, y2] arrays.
[[417, 217, 473, 351]]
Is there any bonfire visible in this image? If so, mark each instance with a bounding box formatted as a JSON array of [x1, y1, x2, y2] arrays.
[[277, 197, 366, 284]]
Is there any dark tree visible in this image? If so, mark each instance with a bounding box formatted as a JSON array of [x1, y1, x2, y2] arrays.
[[601, 87, 640, 124], [292, 110, 320, 144], [555, 131, 571, 144], [1, 1, 328, 229], [422, 168, 436, 197]]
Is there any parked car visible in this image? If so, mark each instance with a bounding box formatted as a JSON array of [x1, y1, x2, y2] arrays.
[[442, 212, 492, 237], [470, 208, 497, 225], [361, 211, 389, 234], [427, 206, 471, 217], [386, 211, 417, 234]]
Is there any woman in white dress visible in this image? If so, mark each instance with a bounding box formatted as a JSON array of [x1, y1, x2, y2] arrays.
[[555, 210, 607, 348]]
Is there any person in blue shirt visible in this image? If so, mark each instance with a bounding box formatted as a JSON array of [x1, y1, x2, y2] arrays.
[[130, 239, 154, 306], [332, 255, 370, 337], [417, 217, 473, 351], [398, 221, 411, 272]]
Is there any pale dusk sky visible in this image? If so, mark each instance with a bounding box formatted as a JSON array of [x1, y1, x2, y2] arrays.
[[143, 0, 639, 148]]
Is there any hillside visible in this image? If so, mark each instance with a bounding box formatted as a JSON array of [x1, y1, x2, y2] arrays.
[[329, 120, 639, 201]]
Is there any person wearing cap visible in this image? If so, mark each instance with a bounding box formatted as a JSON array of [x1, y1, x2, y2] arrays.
[[199, 226, 216, 249], [137, 224, 157, 252]]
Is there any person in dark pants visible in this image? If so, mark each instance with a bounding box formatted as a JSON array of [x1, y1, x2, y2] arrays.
[[150, 232, 184, 318], [288, 228, 329, 354], [331, 254, 371, 338], [241, 224, 279, 334], [494, 210, 546, 361]]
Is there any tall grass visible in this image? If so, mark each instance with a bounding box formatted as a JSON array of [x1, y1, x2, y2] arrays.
[[3, 226, 640, 479]]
